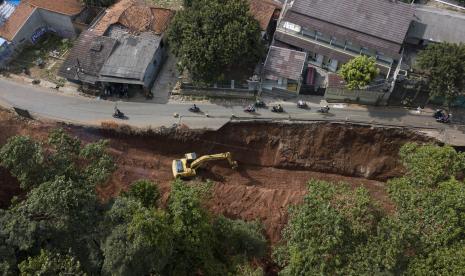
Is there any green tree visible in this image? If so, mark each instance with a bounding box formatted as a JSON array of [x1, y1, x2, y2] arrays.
[[417, 42, 465, 110], [0, 130, 115, 274], [274, 180, 384, 275], [213, 216, 267, 260], [101, 198, 173, 276], [399, 143, 465, 187], [167, 0, 264, 84], [79, 139, 115, 186], [3, 176, 104, 273], [0, 136, 44, 189], [338, 55, 380, 90], [165, 180, 220, 274], [122, 179, 160, 208], [18, 249, 85, 276]]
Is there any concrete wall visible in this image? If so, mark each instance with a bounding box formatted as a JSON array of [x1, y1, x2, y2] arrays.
[[143, 41, 165, 89], [11, 9, 46, 45], [11, 9, 76, 46], [325, 87, 386, 105], [38, 9, 76, 38]]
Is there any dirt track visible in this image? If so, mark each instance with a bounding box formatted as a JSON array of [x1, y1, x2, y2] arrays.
[[0, 108, 432, 242]]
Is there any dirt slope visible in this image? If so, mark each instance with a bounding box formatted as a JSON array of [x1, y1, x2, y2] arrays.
[[0, 108, 432, 242]]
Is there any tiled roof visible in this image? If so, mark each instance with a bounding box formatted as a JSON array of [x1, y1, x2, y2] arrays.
[[92, 0, 135, 35], [289, 0, 414, 44], [0, 1, 35, 41], [0, 0, 83, 42], [28, 0, 84, 15], [248, 0, 280, 30], [58, 30, 118, 84], [263, 46, 306, 81], [92, 0, 174, 35]]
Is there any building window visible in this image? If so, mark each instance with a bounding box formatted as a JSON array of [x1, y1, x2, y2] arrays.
[[302, 27, 315, 39], [283, 21, 301, 33], [330, 37, 345, 49]]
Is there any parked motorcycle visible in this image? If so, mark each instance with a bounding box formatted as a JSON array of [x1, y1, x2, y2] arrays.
[[297, 100, 308, 109], [318, 106, 330, 113], [271, 104, 284, 113], [244, 104, 256, 113], [254, 100, 266, 108]]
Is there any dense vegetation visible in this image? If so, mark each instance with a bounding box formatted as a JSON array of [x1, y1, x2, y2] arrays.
[[0, 129, 266, 275], [274, 143, 465, 275], [417, 42, 465, 109], [167, 0, 264, 84]]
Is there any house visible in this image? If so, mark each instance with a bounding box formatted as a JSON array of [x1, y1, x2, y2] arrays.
[[272, 0, 414, 77], [406, 5, 465, 46], [59, 0, 174, 94], [262, 45, 306, 93], [248, 0, 281, 39], [0, 0, 86, 66]]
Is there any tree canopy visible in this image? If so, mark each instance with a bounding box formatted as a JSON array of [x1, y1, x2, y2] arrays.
[[417, 42, 465, 109], [167, 0, 265, 84], [275, 143, 465, 275], [338, 55, 380, 90], [0, 129, 266, 275]]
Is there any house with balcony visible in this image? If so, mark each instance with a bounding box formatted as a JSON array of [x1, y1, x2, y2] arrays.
[[272, 0, 415, 79]]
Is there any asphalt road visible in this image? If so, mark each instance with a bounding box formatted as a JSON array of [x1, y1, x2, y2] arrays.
[[1, 77, 463, 145]]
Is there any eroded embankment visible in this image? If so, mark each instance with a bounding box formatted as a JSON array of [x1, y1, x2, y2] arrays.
[[96, 122, 432, 181], [88, 122, 432, 242], [0, 108, 433, 242]]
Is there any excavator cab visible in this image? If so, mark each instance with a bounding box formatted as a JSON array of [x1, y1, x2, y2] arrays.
[[172, 152, 238, 178]]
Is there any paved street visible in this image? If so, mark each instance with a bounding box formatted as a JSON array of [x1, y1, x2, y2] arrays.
[[1, 77, 465, 145]]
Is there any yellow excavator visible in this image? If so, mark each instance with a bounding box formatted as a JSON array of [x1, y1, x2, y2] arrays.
[[172, 152, 238, 178]]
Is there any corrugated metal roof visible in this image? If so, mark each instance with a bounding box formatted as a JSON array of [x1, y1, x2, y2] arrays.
[[408, 5, 465, 44], [263, 46, 306, 80], [99, 29, 161, 81], [289, 0, 414, 44]]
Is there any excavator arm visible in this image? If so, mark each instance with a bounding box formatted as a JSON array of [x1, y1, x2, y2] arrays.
[[190, 152, 238, 170], [172, 152, 238, 178]]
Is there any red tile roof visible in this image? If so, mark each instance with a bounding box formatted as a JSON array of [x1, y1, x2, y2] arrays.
[[28, 0, 84, 15], [248, 0, 280, 30], [0, 1, 35, 41], [0, 0, 84, 42], [92, 0, 174, 35]]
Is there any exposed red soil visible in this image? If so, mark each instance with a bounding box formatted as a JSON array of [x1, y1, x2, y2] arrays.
[[0, 108, 432, 243]]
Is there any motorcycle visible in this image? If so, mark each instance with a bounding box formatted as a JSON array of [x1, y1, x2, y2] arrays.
[[271, 105, 284, 113], [113, 109, 126, 119], [254, 100, 266, 108], [433, 109, 444, 119], [436, 114, 451, 123], [297, 100, 308, 109], [189, 105, 200, 113], [244, 105, 256, 113], [318, 106, 330, 113]]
